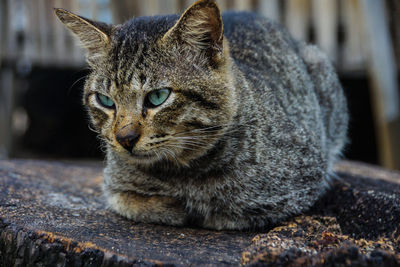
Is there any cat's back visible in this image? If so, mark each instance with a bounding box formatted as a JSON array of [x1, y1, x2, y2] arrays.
[[222, 11, 348, 165], [222, 11, 319, 126], [222, 12, 300, 75]]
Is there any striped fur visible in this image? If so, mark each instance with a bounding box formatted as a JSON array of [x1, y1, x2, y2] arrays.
[[55, 0, 348, 230]]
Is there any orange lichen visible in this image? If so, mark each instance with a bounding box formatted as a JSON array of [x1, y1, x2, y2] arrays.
[[36, 230, 102, 254], [34, 230, 133, 261]]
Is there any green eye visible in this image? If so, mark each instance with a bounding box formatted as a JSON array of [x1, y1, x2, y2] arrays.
[[96, 93, 115, 108], [146, 88, 171, 107]]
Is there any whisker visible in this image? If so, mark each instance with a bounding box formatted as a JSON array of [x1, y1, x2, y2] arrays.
[[177, 140, 210, 146], [154, 149, 162, 163], [172, 124, 231, 136], [173, 129, 240, 139], [161, 148, 180, 165], [173, 132, 229, 139], [176, 142, 208, 148], [171, 136, 214, 141], [173, 124, 245, 138], [163, 144, 198, 151], [68, 75, 89, 95], [171, 138, 209, 145], [88, 124, 100, 134], [160, 138, 211, 148]]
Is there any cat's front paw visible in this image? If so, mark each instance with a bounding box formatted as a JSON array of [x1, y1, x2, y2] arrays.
[[106, 191, 186, 226]]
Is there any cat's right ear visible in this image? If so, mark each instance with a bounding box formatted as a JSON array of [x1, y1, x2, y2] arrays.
[[54, 8, 112, 62], [161, 0, 223, 64]]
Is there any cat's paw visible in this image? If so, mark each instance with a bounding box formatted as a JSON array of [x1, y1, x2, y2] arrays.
[[106, 191, 186, 226]]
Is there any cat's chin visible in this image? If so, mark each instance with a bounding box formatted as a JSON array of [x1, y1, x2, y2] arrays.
[[123, 151, 159, 164], [116, 150, 174, 166], [117, 150, 194, 168]]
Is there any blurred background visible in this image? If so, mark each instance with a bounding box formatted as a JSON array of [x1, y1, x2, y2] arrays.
[[0, 0, 399, 169]]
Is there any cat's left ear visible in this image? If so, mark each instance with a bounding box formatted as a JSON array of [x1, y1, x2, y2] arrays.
[[162, 0, 223, 60], [54, 8, 112, 63]]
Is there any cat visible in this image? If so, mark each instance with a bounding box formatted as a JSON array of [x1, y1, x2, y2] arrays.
[[55, 0, 348, 230]]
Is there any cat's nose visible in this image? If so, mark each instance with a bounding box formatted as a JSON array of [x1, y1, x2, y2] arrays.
[[116, 126, 141, 152]]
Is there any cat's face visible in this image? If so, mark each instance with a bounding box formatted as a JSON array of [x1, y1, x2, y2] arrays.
[[56, 0, 237, 165]]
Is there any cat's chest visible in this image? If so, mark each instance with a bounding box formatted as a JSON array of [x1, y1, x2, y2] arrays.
[[123, 167, 235, 201]]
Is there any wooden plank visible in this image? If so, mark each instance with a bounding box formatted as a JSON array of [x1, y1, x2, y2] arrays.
[[311, 0, 338, 62], [385, 0, 400, 66], [0, 68, 15, 159], [232, 0, 253, 11], [285, 0, 310, 41], [183, 0, 195, 9], [139, 0, 159, 16], [339, 0, 365, 71], [53, 0, 67, 65], [90, 0, 98, 20], [37, 0, 50, 65], [110, 0, 139, 23], [216, 0, 228, 11], [25, 0, 42, 64], [158, 0, 180, 14], [5, 0, 16, 61], [360, 0, 400, 169], [182, 0, 227, 11], [0, 0, 4, 65], [20, 0, 31, 63], [95, 0, 112, 24], [258, 0, 281, 22], [70, 0, 86, 66]]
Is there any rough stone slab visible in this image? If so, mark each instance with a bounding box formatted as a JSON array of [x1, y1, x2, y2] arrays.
[[0, 160, 399, 266]]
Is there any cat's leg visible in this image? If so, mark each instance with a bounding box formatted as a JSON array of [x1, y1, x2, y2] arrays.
[[105, 190, 186, 226]]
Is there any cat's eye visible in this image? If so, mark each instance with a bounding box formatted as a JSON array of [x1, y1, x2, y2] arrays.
[[96, 93, 115, 108], [145, 88, 171, 108]]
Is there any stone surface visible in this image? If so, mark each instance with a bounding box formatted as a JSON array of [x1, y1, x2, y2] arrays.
[[0, 159, 399, 266]]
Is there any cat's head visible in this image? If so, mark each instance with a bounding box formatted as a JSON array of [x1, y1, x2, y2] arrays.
[[55, 0, 237, 166]]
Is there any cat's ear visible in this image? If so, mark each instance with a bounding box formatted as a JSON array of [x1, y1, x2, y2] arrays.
[[162, 0, 223, 58], [54, 8, 112, 61]]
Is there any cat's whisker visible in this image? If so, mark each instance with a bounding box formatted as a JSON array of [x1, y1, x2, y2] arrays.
[[173, 125, 244, 138], [172, 124, 231, 136], [164, 137, 211, 147], [171, 135, 218, 140], [173, 133, 228, 139], [68, 74, 89, 94], [169, 138, 209, 145], [174, 131, 228, 138], [88, 124, 100, 134], [153, 149, 162, 163], [163, 144, 198, 151], [160, 148, 180, 165], [158, 150, 166, 163], [176, 142, 208, 148], [172, 131, 237, 140]]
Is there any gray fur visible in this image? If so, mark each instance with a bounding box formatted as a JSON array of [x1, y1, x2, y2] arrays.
[[55, 0, 348, 230]]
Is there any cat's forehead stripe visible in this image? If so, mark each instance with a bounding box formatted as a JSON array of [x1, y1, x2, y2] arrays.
[[111, 15, 180, 86], [114, 38, 151, 87], [116, 37, 130, 84]]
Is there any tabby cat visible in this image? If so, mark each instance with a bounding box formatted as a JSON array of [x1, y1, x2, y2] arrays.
[[55, 0, 348, 230]]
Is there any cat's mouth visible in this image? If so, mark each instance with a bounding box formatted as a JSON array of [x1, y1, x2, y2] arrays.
[[130, 151, 154, 159]]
